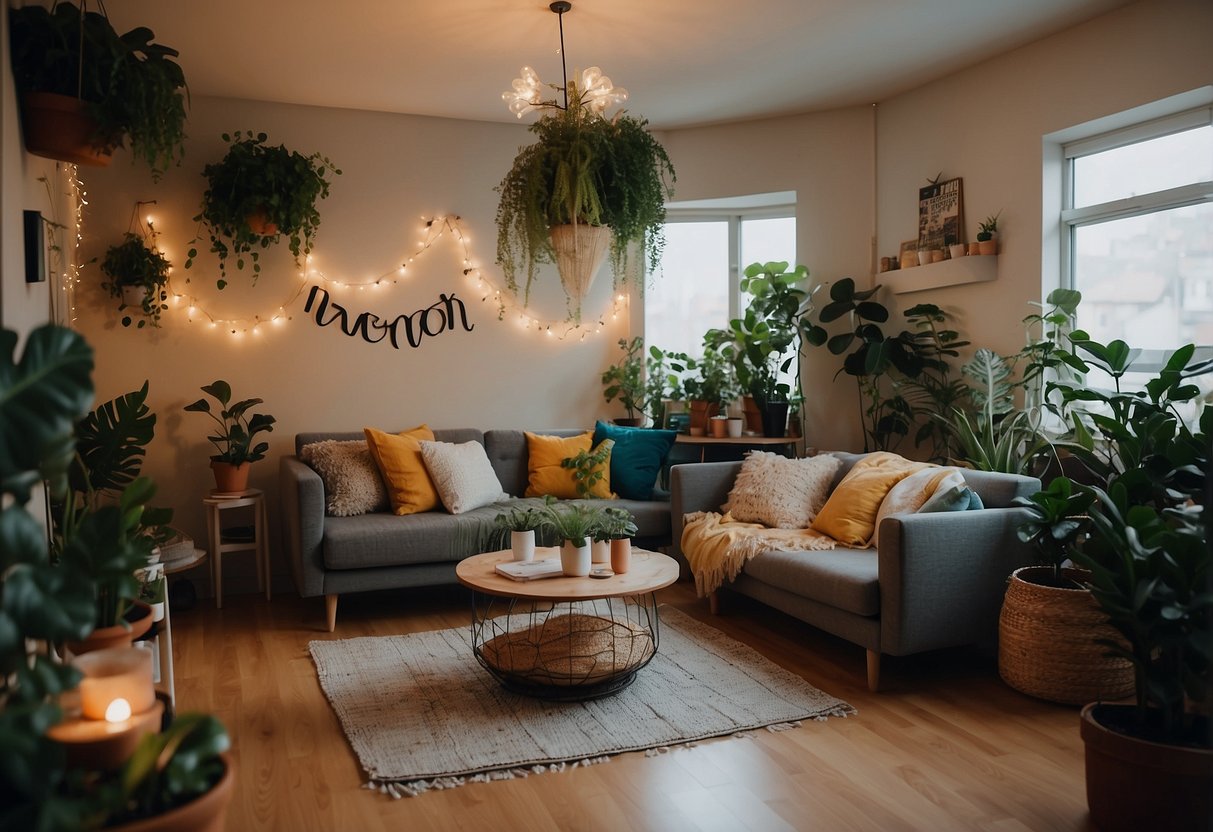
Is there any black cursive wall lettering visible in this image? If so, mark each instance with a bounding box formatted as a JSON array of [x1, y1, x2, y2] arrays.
[[303, 285, 475, 350]]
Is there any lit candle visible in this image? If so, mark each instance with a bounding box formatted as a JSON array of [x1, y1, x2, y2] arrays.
[[75, 647, 155, 721]]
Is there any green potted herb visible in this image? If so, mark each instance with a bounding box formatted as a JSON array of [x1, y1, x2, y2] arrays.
[[184, 379, 276, 493], [186, 131, 341, 289], [101, 232, 171, 328], [8, 2, 187, 176], [495, 71, 675, 319], [601, 336, 646, 426], [976, 212, 1000, 254], [537, 500, 608, 577]]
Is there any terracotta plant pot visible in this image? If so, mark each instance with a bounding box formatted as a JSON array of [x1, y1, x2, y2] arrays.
[[687, 400, 718, 433], [709, 416, 729, 438], [245, 209, 279, 237], [998, 566, 1134, 704], [110, 753, 235, 832], [20, 92, 114, 167], [66, 601, 154, 656], [210, 460, 250, 494], [741, 396, 763, 433], [977, 239, 998, 255], [610, 538, 632, 574], [1080, 703, 1212, 832]]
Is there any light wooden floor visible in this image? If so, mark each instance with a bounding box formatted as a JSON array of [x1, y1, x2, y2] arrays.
[[171, 580, 1093, 831]]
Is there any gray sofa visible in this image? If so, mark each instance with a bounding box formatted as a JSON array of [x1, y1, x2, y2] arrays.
[[280, 428, 673, 630], [670, 452, 1040, 690]]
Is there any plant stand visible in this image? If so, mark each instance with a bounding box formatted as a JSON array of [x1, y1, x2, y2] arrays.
[[204, 489, 270, 609]]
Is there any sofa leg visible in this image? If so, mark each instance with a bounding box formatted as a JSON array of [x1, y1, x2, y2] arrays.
[[708, 591, 720, 615], [325, 594, 338, 632], [866, 649, 881, 692]]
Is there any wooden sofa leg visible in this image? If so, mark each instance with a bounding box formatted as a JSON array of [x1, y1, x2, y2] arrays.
[[866, 649, 881, 692], [708, 591, 720, 615], [325, 594, 338, 632]]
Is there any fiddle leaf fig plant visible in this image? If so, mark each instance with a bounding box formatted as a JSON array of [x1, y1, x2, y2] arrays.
[[601, 336, 646, 422], [186, 131, 340, 289], [184, 380, 276, 465]]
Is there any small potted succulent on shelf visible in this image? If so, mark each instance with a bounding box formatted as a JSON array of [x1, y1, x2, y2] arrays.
[[976, 212, 1000, 255], [100, 231, 171, 328], [601, 336, 647, 426], [186, 131, 341, 289], [184, 379, 276, 494]]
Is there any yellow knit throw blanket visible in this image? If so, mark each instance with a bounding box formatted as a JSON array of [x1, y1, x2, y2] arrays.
[[681, 511, 837, 598]]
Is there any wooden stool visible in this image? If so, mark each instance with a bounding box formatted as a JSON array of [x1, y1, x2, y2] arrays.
[[203, 488, 270, 609]]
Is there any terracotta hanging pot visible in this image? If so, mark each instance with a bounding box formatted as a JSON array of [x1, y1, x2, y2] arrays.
[[66, 600, 154, 656], [245, 208, 279, 237], [20, 92, 114, 167], [210, 460, 250, 494], [549, 223, 611, 311]]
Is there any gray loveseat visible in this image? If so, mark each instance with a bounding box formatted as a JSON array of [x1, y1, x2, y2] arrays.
[[670, 452, 1040, 690], [280, 428, 673, 630]]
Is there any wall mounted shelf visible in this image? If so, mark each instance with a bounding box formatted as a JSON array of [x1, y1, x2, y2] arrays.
[[880, 254, 998, 294]]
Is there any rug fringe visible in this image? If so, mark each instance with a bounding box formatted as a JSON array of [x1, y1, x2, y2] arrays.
[[371, 755, 614, 798]]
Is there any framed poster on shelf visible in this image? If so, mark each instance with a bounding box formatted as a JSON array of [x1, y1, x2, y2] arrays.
[[917, 177, 964, 250]]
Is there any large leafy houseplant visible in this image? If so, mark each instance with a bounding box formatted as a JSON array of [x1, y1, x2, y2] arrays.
[[8, 2, 187, 177], [186, 131, 341, 289], [495, 70, 675, 315], [601, 337, 646, 424], [0, 325, 231, 830], [184, 379, 276, 466]]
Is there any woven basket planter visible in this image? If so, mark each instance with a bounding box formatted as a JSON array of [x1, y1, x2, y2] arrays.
[[998, 566, 1134, 705]]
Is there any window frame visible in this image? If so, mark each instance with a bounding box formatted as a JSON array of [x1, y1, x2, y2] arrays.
[[1060, 106, 1213, 371]]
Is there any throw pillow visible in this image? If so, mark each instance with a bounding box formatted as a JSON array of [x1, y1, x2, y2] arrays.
[[811, 452, 926, 547], [871, 466, 966, 546], [592, 421, 677, 500], [419, 440, 509, 514], [524, 431, 613, 499], [363, 425, 440, 515], [723, 451, 842, 529], [919, 472, 983, 513], [299, 439, 388, 517]]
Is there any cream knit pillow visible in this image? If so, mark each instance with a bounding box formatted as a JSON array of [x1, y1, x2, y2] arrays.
[[723, 452, 842, 529], [419, 440, 509, 514], [299, 440, 389, 517]]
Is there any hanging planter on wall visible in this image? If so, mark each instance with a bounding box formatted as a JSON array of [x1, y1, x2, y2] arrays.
[[8, 3, 187, 178], [495, 3, 674, 321], [185, 131, 341, 290], [101, 204, 171, 329]]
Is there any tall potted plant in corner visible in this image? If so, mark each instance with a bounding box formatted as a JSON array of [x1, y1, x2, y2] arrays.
[[8, 2, 187, 176], [184, 380, 276, 494], [495, 65, 675, 320], [186, 131, 341, 289], [601, 336, 647, 426]]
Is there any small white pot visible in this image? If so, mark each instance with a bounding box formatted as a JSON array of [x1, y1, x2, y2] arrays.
[[560, 539, 592, 577], [510, 529, 535, 562], [591, 540, 610, 564], [121, 284, 148, 308], [726, 417, 744, 438], [949, 243, 967, 259]]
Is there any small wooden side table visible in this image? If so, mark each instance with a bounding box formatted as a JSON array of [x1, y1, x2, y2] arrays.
[[203, 488, 270, 609]]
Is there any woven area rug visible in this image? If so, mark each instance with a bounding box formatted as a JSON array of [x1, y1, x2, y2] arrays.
[[310, 606, 854, 797]]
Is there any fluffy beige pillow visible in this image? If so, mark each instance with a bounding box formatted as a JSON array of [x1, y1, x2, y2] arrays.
[[723, 452, 842, 529], [300, 440, 389, 517], [419, 440, 509, 514]]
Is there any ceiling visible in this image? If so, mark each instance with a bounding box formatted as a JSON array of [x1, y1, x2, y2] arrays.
[[110, 0, 1131, 129]]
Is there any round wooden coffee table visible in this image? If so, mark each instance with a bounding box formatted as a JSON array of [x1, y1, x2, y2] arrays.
[[456, 548, 679, 701]]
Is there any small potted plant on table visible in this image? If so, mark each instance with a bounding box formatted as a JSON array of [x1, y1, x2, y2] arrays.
[[494, 504, 542, 562], [184, 379, 276, 493]]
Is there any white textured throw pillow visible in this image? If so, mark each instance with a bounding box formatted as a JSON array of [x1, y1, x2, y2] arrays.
[[300, 440, 389, 517], [419, 440, 509, 514], [872, 467, 967, 546], [723, 452, 842, 529]]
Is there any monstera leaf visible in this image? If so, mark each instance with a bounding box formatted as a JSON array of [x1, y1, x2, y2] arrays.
[[71, 380, 155, 494], [0, 326, 94, 504]]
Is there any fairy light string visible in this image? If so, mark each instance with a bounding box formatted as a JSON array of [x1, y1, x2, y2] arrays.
[[151, 213, 626, 341]]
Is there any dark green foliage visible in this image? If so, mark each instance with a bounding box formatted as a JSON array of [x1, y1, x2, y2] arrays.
[[187, 131, 340, 288], [114, 714, 229, 823], [671, 344, 739, 410], [8, 3, 188, 179], [100, 234, 171, 328], [601, 337, 646, 420], [495, 84, 675, 310], [184, 379, 276, 465], [71, 382, 155, 495]]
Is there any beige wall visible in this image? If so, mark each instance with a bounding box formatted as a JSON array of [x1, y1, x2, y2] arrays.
[[37, 0, 1213, 596]]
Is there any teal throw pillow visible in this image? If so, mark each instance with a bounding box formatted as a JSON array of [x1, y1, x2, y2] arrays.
[[919, 482, 978, 514], [592, 421, 677, 501]]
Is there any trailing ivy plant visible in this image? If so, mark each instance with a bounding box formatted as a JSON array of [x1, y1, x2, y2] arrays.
[[100, 232, 171, 328], [8, 3, 188, 179], [186, 131, 341, 289]]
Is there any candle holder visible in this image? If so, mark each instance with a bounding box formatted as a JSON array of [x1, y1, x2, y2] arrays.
[[75, 646, 155, 720]]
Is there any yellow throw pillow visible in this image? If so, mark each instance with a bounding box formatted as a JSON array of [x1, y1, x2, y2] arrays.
[[810, 452, 927, 546], [363, 425, 439, 515], [524, 431, 614, 499]]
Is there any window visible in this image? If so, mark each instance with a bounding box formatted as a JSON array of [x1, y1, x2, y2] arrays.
[[644, 194, 795, 358], [1062, 107, 1213, 372]]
